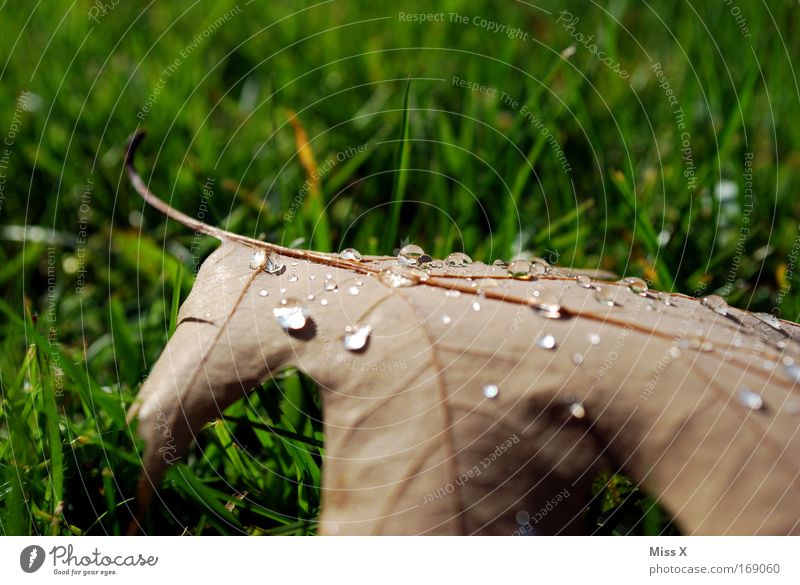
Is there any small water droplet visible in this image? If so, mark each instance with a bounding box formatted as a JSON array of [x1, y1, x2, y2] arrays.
[[273, 299, 309, 331], [325, 273, 333, 280], [377, 267, 428, 288], [258, 289, 269, 297], [250, 250, 267, 270], [343, 324, 372, 351], [784, 362, 800, 383], [755, 312, 782, 330], [445, 252, 472, 267], [507, 260, 533, 279], [309, 275, 316, 280], [483, 384, 499, 399], [575, 274, 593, 289], [587, 333, 601, 345], [530, 258, 550, 276], [568, 402, 586, 419], [307, 294, 315, 301], [355, 279, 364, 286], [472, 301, 481, 311], [280, 287, 287, 294], [324, 282, 338, 292], [702, 295, 728, 316], [737, 386, 765, 411], [288, 275, 299, 283], [290, 261, 299, 267], [571, 352, 584, 365], [441, 314, 452, 325], [320, 298, 329, 306], [678, 338, 714, 352], [493, 259, 509, 268], [339, 248, 363, 261], [620, 276, 648, 295], [537, 333, 557, 350], [204, 311, 212, 319], [594, 288, 620, 307], [445, 290, 461, 298], [397, 244, 426, 266], [529, 299, 563, 319], [348, 286, 360, 296], [516, 510, 530, 525]]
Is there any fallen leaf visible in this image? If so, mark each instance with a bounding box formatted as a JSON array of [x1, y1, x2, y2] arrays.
[[125, 132, 800, 535]]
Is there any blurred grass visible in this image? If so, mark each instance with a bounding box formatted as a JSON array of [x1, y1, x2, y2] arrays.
[[1, 0, 800, 535]]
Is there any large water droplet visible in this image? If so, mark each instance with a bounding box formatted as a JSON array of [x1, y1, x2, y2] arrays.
[[537, 333, 557, 350], [339, 248, 363, 261], [377, 267, 428, 288], [755, 312, 782, 330], [483, 384, 499, 399], [737, 386, 765, 411], [264, 253, 285, 275], [620, 276, 648, 295], [594, 288, 620, 307], [445, 252, 472, 267], [530, 257, 551, 276], [575, 274, 593, 289], [568, 402, 586, 419], [507, 260, 533, 279], [397, 244, 426, 266], [273, 299, 309, 331], [250, 250, 267, 270], [702, 295, 728, 316], [343, 324, 372, 352]]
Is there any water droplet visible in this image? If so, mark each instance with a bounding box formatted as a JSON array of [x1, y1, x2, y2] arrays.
[[472, 301, 481, 311], [325, 273, 333, 280], [620, 276, 648, 295], [530, 258, 550, 276], [755, 312, 782, 330], [445, 252, 473, 267], [288, 275, 299, 283], [348, 286, 360, 296], [537, 333, 557, 350], [678, 339, 714, 352], [307, 294, 315, 300], [594, 288, 620, 307], [441, 314, 452, 325], [355, 279, 364, 286], [493, 259, 509, 268], [516, 510, 530, 525], [587, 333, 601, 345], [483, 384, 499, 399], [339, 248, 363, 261], [702, 295, 728, 316], [258, 289, 269, 297], [575, 274, 593, 289], [445, 290, 461, 298], [377, 267, 428, 288], [265, 253, 286, 275], [290, 261, 299, 267], [280, 287, 287, 294], [324, 282, 338, 292], [568, 402, 586, 419], [529, 299, 563, 319], [343, 324, 372, 351], [320, 298, 329, 306], [784, 362, 800, 383], [397, 244, 426, 266], [507, 260, 533, 279], [204, 311, 212, 319], [250, 250, 267, 270], [571, 352, 584, 365], [737, 386, 765, 411], [273, 299, 309, 331]]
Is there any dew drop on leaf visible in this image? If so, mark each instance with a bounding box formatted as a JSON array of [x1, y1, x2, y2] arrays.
[[258, 289, 269, 297], [273, 299, 309, 331], [377, 267, 428, 288], [348, 286, 360, 296], [343, 324, 372, 352], [339, 248, 363, 261], [397, 244, 426, 266], [249, 249, 266, 270], [737, 387, 765, 411], [620, 276, 648, 295], [575, 274, 593, 289], [445, 252, 473, 267], [482, 384, 499, 399], [507, 260, 532, 279], [537, 333, 557, 350], [568, 402, 586, 419], [702, 295, 728, 316]]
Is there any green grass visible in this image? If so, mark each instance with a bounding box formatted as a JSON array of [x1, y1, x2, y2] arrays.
[[2, 1, 800, 535]]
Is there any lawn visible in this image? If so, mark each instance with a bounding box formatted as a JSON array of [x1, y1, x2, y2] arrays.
[[1, 0, 799, 535]]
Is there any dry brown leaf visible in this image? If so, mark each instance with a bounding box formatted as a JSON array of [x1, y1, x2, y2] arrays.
[[125, 132, 800, 535]]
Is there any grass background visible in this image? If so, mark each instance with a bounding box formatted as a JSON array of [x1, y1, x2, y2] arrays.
[[1, 0, 798, 535]]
